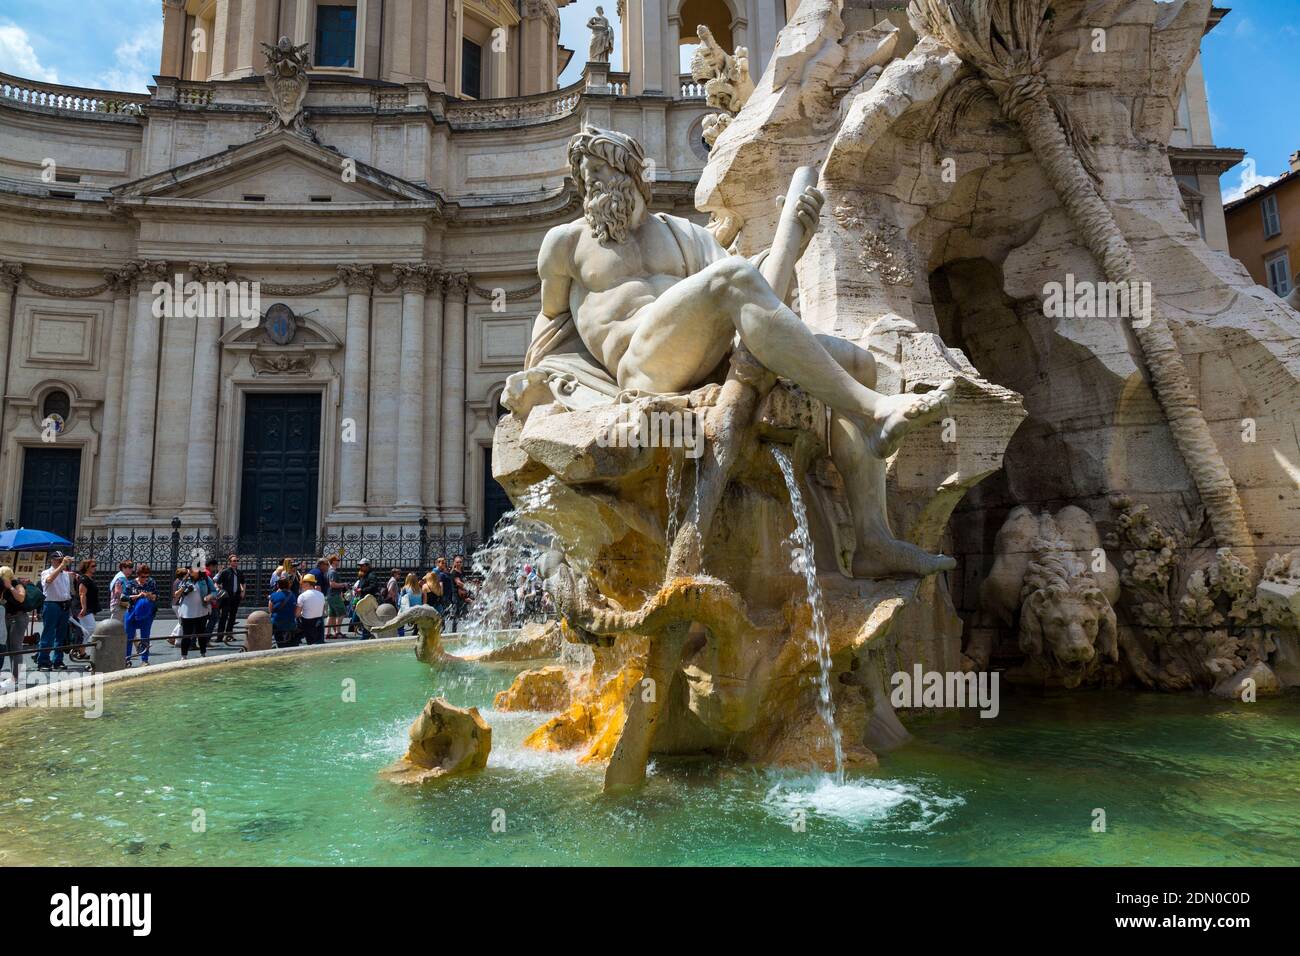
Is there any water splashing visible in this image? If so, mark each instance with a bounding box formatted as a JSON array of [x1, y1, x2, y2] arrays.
[[458, 480, 558, 644], [770, 445, 844, 783]]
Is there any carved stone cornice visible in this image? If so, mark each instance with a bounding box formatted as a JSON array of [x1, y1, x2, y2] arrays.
[[337, 264, 375, 293], [393, 262, 434, 294], [0, 262, 23, 292], [444, 272, 470, 298], [136, 260, 171, 283], [104, 262, 140, 295], [191, 261, 231, 283]]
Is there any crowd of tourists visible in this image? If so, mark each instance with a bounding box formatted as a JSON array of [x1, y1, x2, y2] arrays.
[[0, 551, 483, 678]]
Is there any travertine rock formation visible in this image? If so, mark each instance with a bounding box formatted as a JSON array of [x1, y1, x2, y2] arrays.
[[702, 0, 1300, 690], [493, 665, 571, 712], [381, 698, 492, 785]]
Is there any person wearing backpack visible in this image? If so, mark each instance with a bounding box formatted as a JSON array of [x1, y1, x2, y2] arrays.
[[122, 564, 158, 666], [0, 566, 29, 682]]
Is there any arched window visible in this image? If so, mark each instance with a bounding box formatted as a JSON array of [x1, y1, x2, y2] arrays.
[[42, 389, 71, 422], [680, 0, 734, 48]]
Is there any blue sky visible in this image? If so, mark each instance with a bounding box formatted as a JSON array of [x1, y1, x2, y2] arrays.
[[0, 0, 1295, 199]]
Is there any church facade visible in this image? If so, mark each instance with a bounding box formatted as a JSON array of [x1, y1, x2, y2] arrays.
[[0, 0, 1237, 548]]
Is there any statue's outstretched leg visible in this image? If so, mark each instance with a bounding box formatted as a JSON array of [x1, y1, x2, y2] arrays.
[[814, 335, 955, 578]]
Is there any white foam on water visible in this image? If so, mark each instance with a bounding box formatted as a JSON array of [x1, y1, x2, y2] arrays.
[[764, 775, 965, 831]]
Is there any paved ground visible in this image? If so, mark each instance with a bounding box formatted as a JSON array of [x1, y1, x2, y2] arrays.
[[0, 609, 371, 689]]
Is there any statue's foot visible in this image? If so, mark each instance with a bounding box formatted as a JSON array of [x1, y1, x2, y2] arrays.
[[864, 380, 956, 459], [851, 536, 956, 579]]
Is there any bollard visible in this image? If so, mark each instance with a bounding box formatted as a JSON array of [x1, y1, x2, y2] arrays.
[[244, 610, 273, 651], [91, 618, 127, 674]]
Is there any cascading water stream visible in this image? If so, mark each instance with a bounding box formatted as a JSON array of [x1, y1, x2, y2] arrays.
[[665, 451, 682, 545], [770, 445, 845, 784], [458, 479, 558, 649]]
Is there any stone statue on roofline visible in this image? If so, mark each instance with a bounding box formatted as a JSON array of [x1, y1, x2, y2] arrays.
[[587, 7, 615, 63]]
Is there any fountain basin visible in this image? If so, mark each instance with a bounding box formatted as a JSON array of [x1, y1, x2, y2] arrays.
[[0, 645, 1296, 866]]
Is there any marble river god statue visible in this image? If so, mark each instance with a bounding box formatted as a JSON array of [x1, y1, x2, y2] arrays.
[[492, 121, 1020, 792]]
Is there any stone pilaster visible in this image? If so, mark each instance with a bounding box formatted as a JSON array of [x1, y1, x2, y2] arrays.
[[520, 0, 561, 96], [439, 273, 469, 527], [179, 261, 227, 524], [0, 263, 22, 496], [91, 262, 140, 514], [115, 260, 170, 520], [335, 264, 374, 514], [422, 273, 447, 515], [393, 262, 432, 516]]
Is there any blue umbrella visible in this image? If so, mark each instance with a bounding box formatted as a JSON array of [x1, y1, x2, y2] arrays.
[[0, 528, 74, 551]]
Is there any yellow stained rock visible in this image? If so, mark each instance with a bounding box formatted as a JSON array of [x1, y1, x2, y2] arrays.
[[493, 665, 571, 712]]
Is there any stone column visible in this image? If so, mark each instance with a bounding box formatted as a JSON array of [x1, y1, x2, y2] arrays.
[[336, 265, 375, 514], [519, 0, 560, 96], [180, 262, 227, 524], [0, 262, 22, 399], [92, 262, 139, 514], [0, 263, 22, 489], [117, 261, 170, 520], [439, 273, 469, 528], [160, 0, 189, 77], [393, 262, 431, 517], [422, 274, 446, 515]]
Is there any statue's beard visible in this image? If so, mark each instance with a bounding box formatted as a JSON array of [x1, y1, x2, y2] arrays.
[[583, 177, 637, 245]]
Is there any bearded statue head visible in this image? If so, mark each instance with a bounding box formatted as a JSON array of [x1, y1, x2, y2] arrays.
[[568, 125, 653, 244]]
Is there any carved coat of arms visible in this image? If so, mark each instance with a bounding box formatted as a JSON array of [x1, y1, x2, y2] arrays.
[[258, 36, 318, 141]]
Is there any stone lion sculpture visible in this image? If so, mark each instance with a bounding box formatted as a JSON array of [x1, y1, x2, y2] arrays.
[[979, 506, 1120, 688]]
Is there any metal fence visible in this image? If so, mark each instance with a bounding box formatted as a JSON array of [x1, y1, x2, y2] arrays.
[[69, 524, 482, 608]]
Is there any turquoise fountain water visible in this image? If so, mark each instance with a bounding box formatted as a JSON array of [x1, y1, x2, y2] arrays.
[[2, 644, 1296, 865]]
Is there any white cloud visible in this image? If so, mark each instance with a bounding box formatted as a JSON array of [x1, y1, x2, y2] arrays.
[[0, 23, 60, 82], [1224, 156, 1279, 204], [92, 26, 161, 93], [1233, 16, 1255, 38]]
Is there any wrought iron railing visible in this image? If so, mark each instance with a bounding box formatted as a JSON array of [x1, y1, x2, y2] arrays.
[[69, 526, 481, 609]]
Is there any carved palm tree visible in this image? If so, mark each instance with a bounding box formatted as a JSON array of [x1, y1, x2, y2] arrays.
[[909, 0, 1255, 570]]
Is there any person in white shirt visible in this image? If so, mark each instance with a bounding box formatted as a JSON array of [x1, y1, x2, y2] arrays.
[[296, 574, 327, 646], [37, 552, 74, 671]]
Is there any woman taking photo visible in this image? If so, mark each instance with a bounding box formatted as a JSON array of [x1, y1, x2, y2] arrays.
[[174, 566, 215, 659], [122, 564, 158, 666], [0, 566, 28, 683]]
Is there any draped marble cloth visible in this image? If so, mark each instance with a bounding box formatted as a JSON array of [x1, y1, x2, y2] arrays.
[[522, 212, 731, 401]]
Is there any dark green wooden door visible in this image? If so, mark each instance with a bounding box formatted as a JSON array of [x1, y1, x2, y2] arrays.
[[19, 447, 81, 539], [239, 394, 321, 546]]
